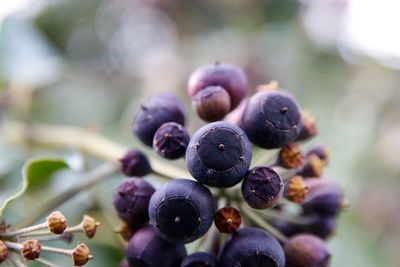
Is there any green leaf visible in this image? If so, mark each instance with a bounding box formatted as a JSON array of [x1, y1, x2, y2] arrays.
[[0, 158, 69, 217]]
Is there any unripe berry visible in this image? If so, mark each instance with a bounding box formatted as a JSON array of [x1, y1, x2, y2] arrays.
[[126, 226, 186, 267], [133, 93, 186, 146], [22, 240, 41, 260], [120, 149, 152, 177], [214, 207, 241, 234], [153, 122, 190, 159], [72, 242, 93, 266], [148, 179, 215, 244], [180, 252, 218, 267], [239, 90, 301, 148], [219, 227, 285, 267], [82, 215, 101, 239], [47, 211, 67, 234], [241, 166, 284, 209], [113, 178, 155, 226], [192, 86, 231, 122], [284, 234, 330, 267], [186, 121, 252, 188], [188, 63, 249, 110]]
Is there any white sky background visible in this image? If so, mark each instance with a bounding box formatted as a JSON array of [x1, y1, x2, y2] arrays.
[[2, 0, 400, 68]]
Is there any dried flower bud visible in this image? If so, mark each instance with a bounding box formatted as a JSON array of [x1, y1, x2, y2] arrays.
[[22, 240, 41, 260], [0, 240, 8, 263], [296, 111, 318, 142], [120, 149, 152, 177], [82, 215, 101, 239], [72, 242, 93, 266], [277, 143, 304, 169], [296, 154, 325, 178], [214, 207, 241, 233], [47, 211, 67, 234], [285, 176, 308, 203]]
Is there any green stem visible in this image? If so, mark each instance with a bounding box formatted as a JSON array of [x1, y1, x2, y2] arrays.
[[260, 209, 311, 225], [240, 205, 288, 243]]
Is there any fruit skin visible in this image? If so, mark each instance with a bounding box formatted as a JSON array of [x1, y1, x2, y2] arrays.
[[192, 86, 231, 122], [241, 166, 284, 209], [153, 122, 190, 159], [186, 121, 252, 188], [113, 178, 155, 227], [126, 226, 186, 267], [239, 90, 301, 148], [180, 252, 218, 267], [120, 149, 152, 177], [148, 179, 215, 244], [302, 179, 344, 217], [214, 207, 242, 234], [284, 234, 330, 267], [133, 93, 186, 146], [188, 63, 248, 110], [218, 227, 285, 267]]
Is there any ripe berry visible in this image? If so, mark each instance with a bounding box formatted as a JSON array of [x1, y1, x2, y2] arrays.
[[113, 178, 155, 226], [192, 86, 231, 122], [180, 252, 218, 267], [241, 166, 284, 209], [277, 143, 304, 169], [120, 149, 152, 177], [133, 93, 186, 146], [148, 179, 215, 244], [302, 179, 345, 217], [284, 234, 330, 267], [126, 226, 187, 267], [219, 227, 285, 267], [214, 207, 241, 234], [239, 90, 301, 148], [186, 121, 252, 188], [153, 122, 190, 159], [188, 62, 249, 109]]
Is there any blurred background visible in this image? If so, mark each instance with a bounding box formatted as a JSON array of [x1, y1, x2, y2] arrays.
[[1, 0, 400, 266]]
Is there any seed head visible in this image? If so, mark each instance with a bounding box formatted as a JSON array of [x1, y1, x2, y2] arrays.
[[278, 143, 304, 169], [47, 211, 67, 234], [286, 176, 308, 203], [82, 215, 101, 239], [72, 242, 93, 266], [21, 240, 41, 260]]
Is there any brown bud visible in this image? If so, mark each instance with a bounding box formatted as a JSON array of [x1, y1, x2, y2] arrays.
[[297, 154, 325, 178], [82, 215, 101, 239], [0, 240, 8, 263], [214, 207, 241, 233], [72, 242, 93, 266], [296, 111, 318, 142], [286, 176, 308, 203], [278, 143, 304, 169], [47, 211, 67, 234], [22, 240, 41, 260]]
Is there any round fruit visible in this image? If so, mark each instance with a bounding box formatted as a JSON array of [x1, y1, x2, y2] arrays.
[[180, 252, 218, 267], [120, 149, 152, 177], [153, 122, 190, 159], [192, 86, 231, 122]]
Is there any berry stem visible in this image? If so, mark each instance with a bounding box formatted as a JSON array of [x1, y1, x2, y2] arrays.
[[3, 241, 22, 251], [240, 205, 288, 243], [35, 258, 61, 267], [257, 209, 311, 225], [40, 245, 73, 256], [0, 223, 47, 238]]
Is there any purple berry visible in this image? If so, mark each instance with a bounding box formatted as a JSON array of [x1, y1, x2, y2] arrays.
[[148, 179, 215, 244], [188, 63, 249, 110], [219, 227, 285, 267], [186, 121, 252, 188], [192, 86, 231, 122], [180, 252, 218, 267], [284, 234, 330, 267], [241, 166, 284, 209], [305, 145, 330, 163], [126, 226, 186, 267], [133, 93, 186, 146], [153, 122, 190, 159], [113, 178, 155, 226], [120, 149, 152, 177], [239, 91, 301, 148]]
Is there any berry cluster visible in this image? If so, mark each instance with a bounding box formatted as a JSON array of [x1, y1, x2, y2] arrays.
[[113, 62, 346, 267]]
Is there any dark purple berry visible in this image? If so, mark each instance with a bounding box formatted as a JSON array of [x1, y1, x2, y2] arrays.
[[120, 149, 152, 177], [186, 121, 252, 188], [192, 86, 231, 122], [126, 226, 186, 267], [133, 93, 186, 146], [153, 122, 190, 159], [188, 63, 249, 109], [113, 178, 155, 226], [219, 227, 285, 267], [305, 145, 330, 163], [148, 179, 215, 244], [302, 215, 337, 240], [302, 179, 345, 217], [180, 252, 218, 267], [239, 90, 301, 148], [284, 234, 330, 267], [241, 166, 284, 209]]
